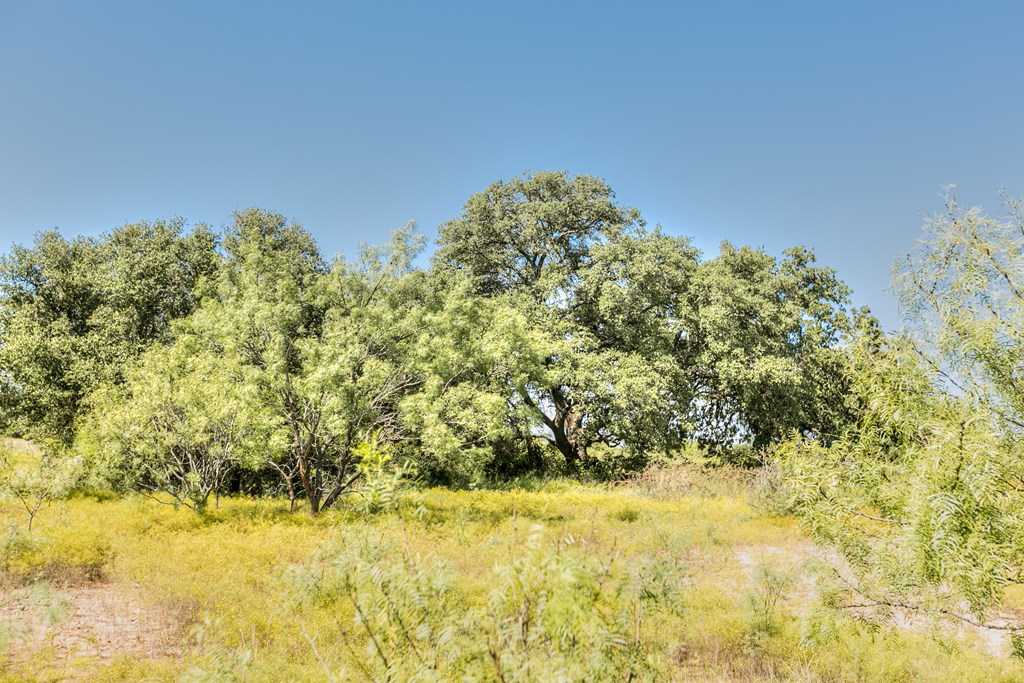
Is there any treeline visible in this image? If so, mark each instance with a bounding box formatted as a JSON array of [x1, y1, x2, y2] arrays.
[[5, 175, 1024, 638], [0, 171, 863, 512]]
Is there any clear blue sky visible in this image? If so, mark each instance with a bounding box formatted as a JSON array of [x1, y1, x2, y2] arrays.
[[2, 1, 1022, 329]]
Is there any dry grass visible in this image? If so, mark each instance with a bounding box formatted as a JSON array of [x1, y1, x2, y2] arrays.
[[0, 459, 1021, 681]]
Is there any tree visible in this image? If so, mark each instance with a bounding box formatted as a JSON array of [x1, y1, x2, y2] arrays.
[[436, 171, 854, 466], [895, 191, 1024, 428], [528, 228, 698, 463], [70, 210, 527, 507], [0, 450, 82, 531], [309, 227, 523, 489], [780, 191, 1024, 633], [293, 225, 427, 509], [397, 277, 533, 483], [78, 208, 337, 512], [77, 331, 274, 512], [681, 243, 854, 449], [435, 171, 641, 300], [0, 220, 218, 445], [185, 208, 338, 512], [436, 171, 698, 466]]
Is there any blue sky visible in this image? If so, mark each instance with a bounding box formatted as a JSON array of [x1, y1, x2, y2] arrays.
[[2, 1, 1022, 329]]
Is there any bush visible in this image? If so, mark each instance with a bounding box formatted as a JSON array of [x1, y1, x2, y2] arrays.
[[0, 452, 83, 531], [0, 527, 112, 584], [291, 526, 691, 681], [351, 440, 417, 516]]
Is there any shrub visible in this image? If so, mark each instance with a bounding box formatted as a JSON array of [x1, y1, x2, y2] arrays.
[[0, 452, 83, 531], [351, 439, 417, 516], [291, 525, 692, 681], [0, 527, 112, 584]]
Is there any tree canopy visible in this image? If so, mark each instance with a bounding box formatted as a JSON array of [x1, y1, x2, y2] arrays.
[[437, 171, 855, 466], [780, 192, 1024, 632], [0, 220, 217, 445], [2, 171, 861, 512]]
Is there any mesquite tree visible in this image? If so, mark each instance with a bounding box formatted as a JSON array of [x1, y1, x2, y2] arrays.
[[77, 334, 274, 512], [780, 192, 1024, 632]]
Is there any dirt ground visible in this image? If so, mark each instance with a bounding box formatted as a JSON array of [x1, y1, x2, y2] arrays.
[[730, 541, 1018, 659], [1, 438, 38, 455], [0, 582, 182, 677]]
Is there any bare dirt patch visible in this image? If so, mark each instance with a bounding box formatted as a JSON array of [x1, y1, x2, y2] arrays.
[[732, 541, 837, 611], [732, 542, 1023, 658], [1, 437, 39, 455], [1, 582, 182, 672]]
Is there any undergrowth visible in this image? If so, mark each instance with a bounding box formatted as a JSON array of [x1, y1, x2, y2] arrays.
[[0, 456, 1022, 681]]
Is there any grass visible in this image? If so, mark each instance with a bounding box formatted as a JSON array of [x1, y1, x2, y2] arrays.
[[1, 455, 1022, 681]]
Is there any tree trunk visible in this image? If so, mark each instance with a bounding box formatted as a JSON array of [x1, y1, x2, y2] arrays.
[[297, 451, 320, 515], [550, 387, 589, 466], [518, 385, 590, 467], [285, 391, 321, 515], [550, 421, 577, 465]]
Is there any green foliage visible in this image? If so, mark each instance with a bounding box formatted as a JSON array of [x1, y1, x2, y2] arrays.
[[397, 281, 532, 484], [895, 191, 1024, 428], [780, 191, 1024, 631], [72, 210, 531, 509], [781, 342, 1022, 620], [77, 209, 341, 512], [6, 174, 860, 506], [682, 243, 855, 448], [0, 450, 82, 530], [352, 438, 417, 515], [76, 330, 275, 512], [200, 209, 331, 509], [477, 529, 660, 681], [745, 565, 792, 638], [294, 532, 465, 681], [435, 171, 642, 299], [0, 220, 218, 445], [436, 171, 855, 467], [436, 170, 670, 466], [180, 616, 255, 683], [294, 526, 679, 681]]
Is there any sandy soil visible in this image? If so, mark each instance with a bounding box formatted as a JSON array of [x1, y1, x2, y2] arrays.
[[1, 582, 182, 675], [731, 541, 1022, 658]]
